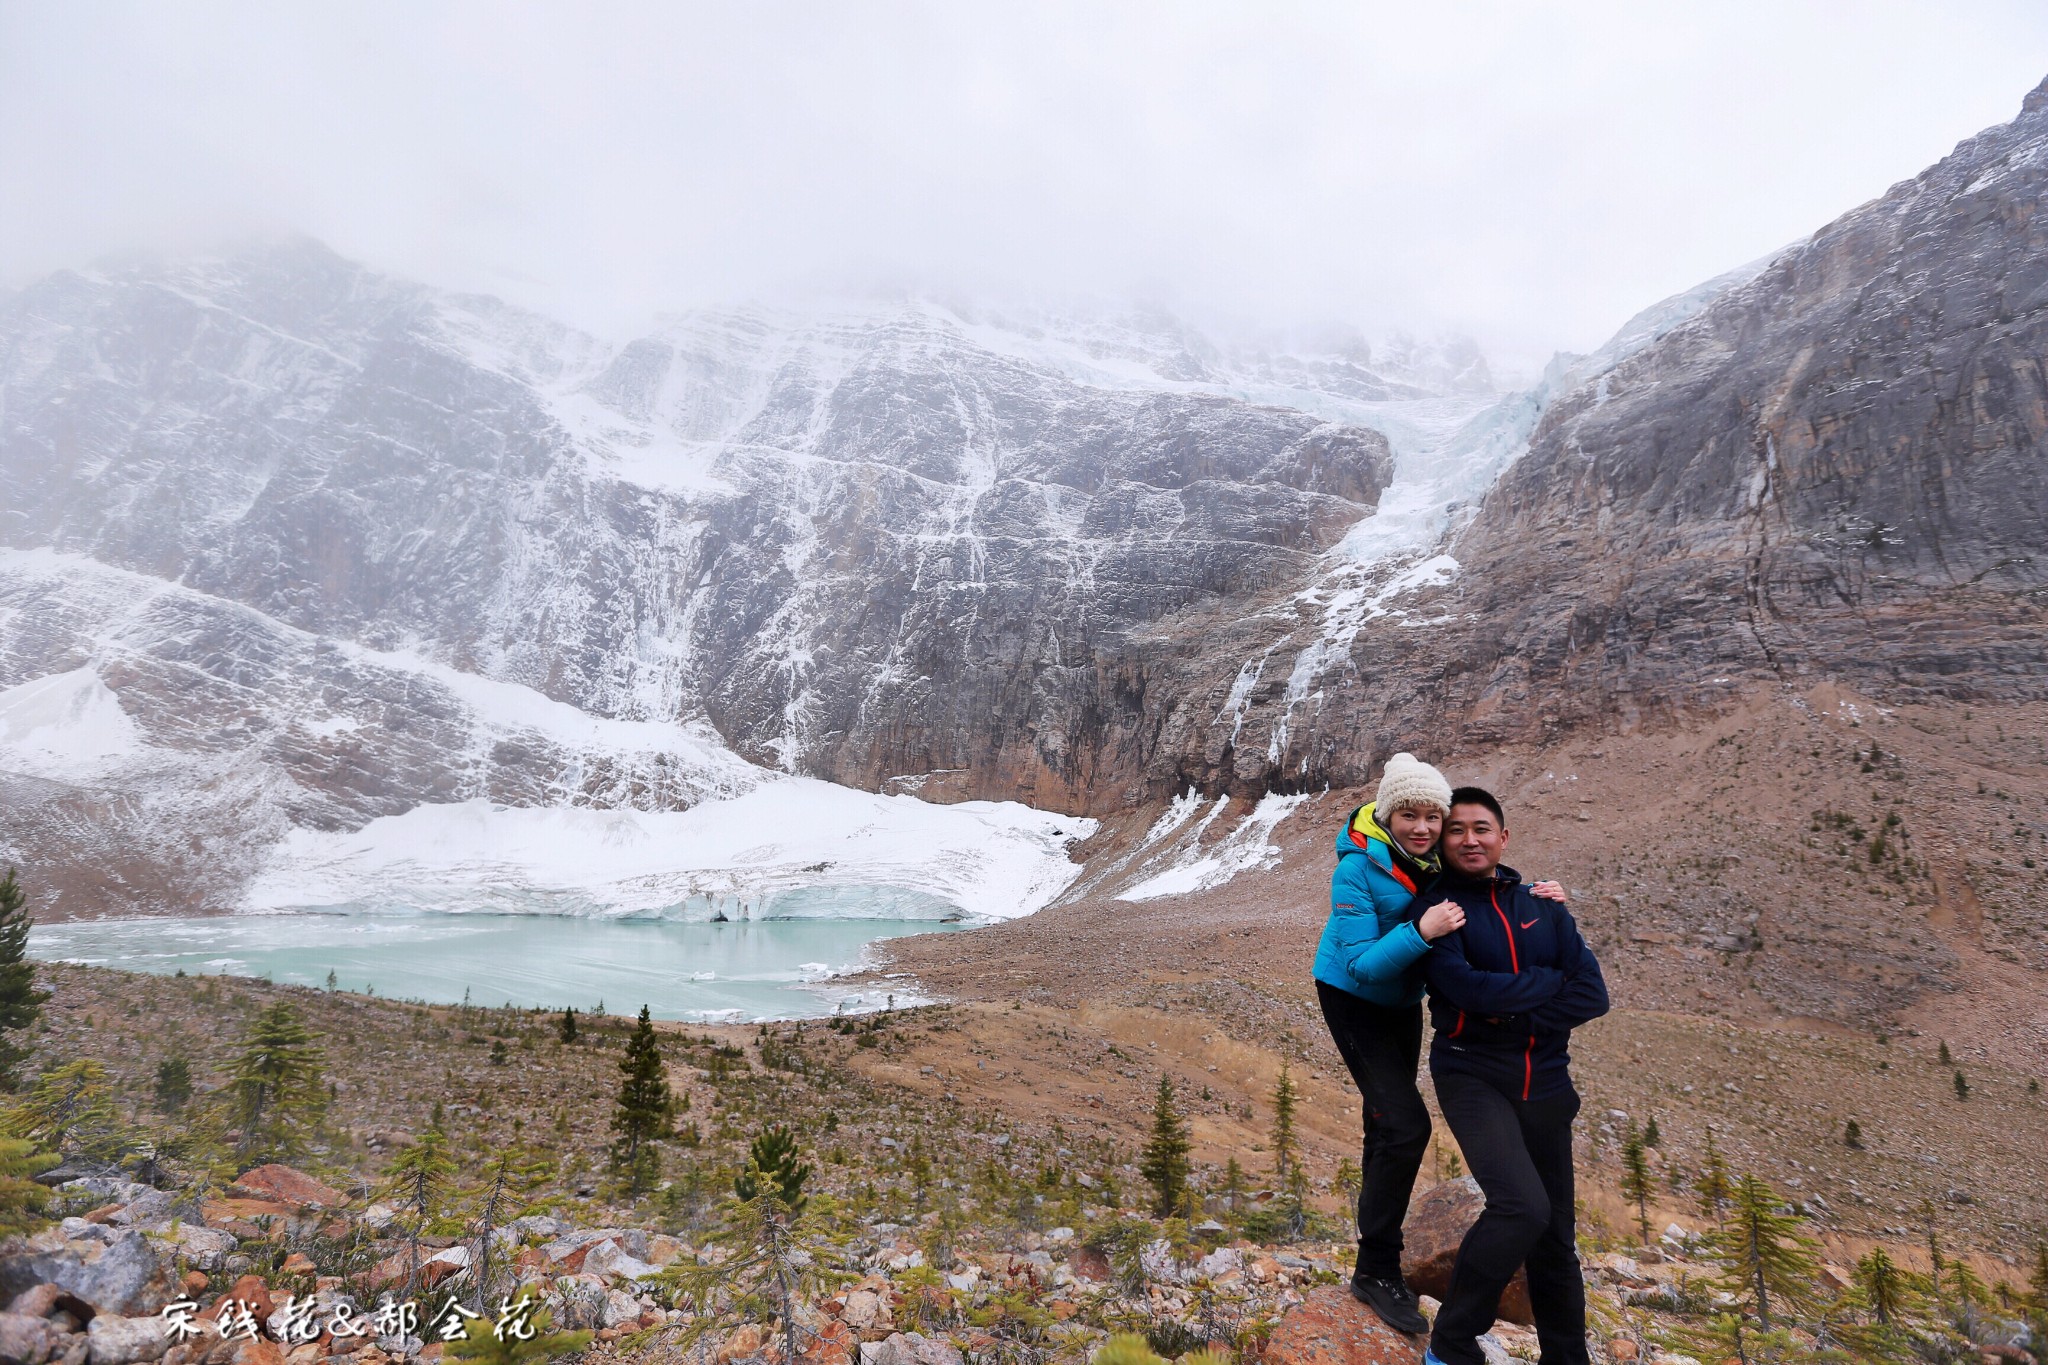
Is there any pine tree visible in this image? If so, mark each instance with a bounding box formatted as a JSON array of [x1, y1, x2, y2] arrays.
[[4, 1059, 129, 1162], [1924, 1201, 1945, 1313], [387, 1121, 458, 1298], [1938, 1040, 1953, 1065], [733, 1124, 810, 1213], [1642, 1115, 1661, 1147], [1620, 1123, 1654, 1244], [1138, 1076, 1192, 1219], [1270, 1064, 1300, 1186], [231, 1002, 325, 1161], [558, 1007, 578, 1044], [1854, 1247, 1910, 1326], [1953, 1069, 1970, 1101], [1707, 1173, 1822, 1331], [609, 1005, 671, 1194], [154, 1058, 193, 1114], [0, 1137, 56, 1234], [1222, 1156, 1246, 1210], [0, 869, 50, 1090], [668, 1124, 841, 1365], [1695, 1127, 1734, 1227], [2029, 1241, 2048, 1310], [1843, 1118, 1863, 1149]]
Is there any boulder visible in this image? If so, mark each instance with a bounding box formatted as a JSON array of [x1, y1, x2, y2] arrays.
[[580, 1241, 659, 1283], [1263, 1285, 1421, 1365], [860, 1333, 963, 1365], [1400, 1178, 1533, 1327], [10, 1282, 99, 1327], [0, 1308, 87, 1365], [86, 1313, 169, 1364], [600, 1289, 641, 1330], [0, 1229, 179, 1318], [225, 1168, 347, 1211]]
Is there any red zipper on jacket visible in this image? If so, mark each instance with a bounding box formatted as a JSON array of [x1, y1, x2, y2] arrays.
[[1490, 885, 1534, 1098]]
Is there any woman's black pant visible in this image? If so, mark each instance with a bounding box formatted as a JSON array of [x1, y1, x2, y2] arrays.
[[1314, 981, 1431, 1280], [1430, 1071, 1589, 1365]]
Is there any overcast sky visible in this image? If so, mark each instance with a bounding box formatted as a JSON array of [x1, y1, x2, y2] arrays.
[[5, 2, 2047, 373]]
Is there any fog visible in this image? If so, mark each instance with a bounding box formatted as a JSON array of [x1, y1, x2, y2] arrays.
[[5, 2, 2047, 373]]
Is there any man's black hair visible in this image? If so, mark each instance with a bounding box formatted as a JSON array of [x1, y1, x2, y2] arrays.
[[1448, 785, 1505, 827]]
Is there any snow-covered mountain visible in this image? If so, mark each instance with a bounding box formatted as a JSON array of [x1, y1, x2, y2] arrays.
[[0, 242, 1500, 913]]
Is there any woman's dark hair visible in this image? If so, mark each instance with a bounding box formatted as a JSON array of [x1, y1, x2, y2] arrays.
[[1447, 785, 1505, 827]]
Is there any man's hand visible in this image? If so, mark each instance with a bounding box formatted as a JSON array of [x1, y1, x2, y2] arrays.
[[1531, 880, 1567, 902], [1418, 899, 1467, 941]]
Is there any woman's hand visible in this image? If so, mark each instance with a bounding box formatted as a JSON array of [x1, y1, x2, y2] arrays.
[[1418, 899, 1466, 941], [1531, 880, 1568, 902]]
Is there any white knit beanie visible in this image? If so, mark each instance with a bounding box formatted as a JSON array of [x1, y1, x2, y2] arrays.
[[1374, 752, 1453, 817]]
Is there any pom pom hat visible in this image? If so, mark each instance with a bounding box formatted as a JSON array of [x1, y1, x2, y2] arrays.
[[1373, 752, 1453, 817]]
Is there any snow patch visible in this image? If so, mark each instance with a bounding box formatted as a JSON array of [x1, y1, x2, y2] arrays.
[[1117, 791, 1309, 901], [0, 667, 148, 779], [249, 780, 1096, 924]]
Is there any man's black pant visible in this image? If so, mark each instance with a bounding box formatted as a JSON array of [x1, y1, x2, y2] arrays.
[[1430, 1071, 1588, 1365], [1315, 981, 1430, 1280]]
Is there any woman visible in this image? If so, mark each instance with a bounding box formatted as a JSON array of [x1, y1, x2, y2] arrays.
[[1311, 753, 1563, 1333]]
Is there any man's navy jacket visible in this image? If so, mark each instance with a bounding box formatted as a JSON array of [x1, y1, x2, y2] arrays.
[[1419, 862, 1610, 1101]]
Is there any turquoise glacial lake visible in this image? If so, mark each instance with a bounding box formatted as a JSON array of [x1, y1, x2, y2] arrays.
[[29, 907, 964, 1021]]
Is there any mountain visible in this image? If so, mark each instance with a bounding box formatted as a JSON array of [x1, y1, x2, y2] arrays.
[[0, 252, 1485, 912], [5, 77, 2046, 932]]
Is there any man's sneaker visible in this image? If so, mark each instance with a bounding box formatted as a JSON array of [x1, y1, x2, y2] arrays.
[[1348, 1273, 1428, 1334], [1421, 1352, 1450, 1365]]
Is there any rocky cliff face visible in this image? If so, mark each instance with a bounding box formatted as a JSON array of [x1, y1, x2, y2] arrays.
[[1144, 74, 2048, 795], [0, 250, 1433, 908]]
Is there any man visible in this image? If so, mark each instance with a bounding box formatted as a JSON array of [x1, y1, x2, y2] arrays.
[[1417, 787, 1609, 1365]]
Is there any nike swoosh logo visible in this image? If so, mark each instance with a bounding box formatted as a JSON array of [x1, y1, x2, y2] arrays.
[[1520, 919, 1538, 929]]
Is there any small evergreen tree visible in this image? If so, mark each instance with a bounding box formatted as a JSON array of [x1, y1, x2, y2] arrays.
[[1620, 1123, 1654, 1244], [733, 1124, 810, 1212], [1642, 1114, 1661, 1147], [1707, 1173, 1822, 1331], [1695, 1126, 1734, 1227], [2030, 1240, 2048, 1309], [1138, 1076, 1192, 1219], [1843, 1118, 1863, 1149], [666, 1124, 842, 1365], [231, 1002, 325, 1160], [4, 1059, 129, 1163], [558, 1007, 578, 1044], [609, 1006, 671, 1193], [0, 1137, 56, 1234], [1270, 1065, 1300, 1187], [1937, 1040, 1952, 1065], [387, 1120, 459, 1297], [1854, 1247, 1910, 1326], [1953, 1070, 1969, 1101], [154, 1058, 194, 1114], [0, 869, 50, 1090], [1221, 1156, 1246, 1210]]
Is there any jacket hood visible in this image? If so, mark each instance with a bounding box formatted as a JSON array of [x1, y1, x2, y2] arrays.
[[1335, 802, 1442, 877]]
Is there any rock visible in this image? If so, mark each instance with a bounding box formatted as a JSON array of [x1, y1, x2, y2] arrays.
[[861, 1333, 963, 1365], [225, 1168, 347, 1210], [717, 1323, 766, 1364], [601, 1290, 640, 1330], [279, 1254, 316, 1278], [840, 1289, 888, 1335], [10, 1283, 99, 1326], [1609, 1340, 1640, 1362], [645, 1235, 684, 1268], [1400, 1178, 1533, 1327], [800, 1319, 857, 1365], [1195, 1248, 1242, 1279], [1264, 1285, 1421, 1365], [86, 1313, 169, 1364], [579, 1241, 659, 1283], [0, 1229, 180, 1318], [1, 1308, 86, 1365]]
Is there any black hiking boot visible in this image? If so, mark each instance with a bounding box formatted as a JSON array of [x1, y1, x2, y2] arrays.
[[1349, 1272, 1428, 1334]]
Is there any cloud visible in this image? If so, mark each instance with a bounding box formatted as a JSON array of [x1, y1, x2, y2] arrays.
[[4, 1, 2046, 369]]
